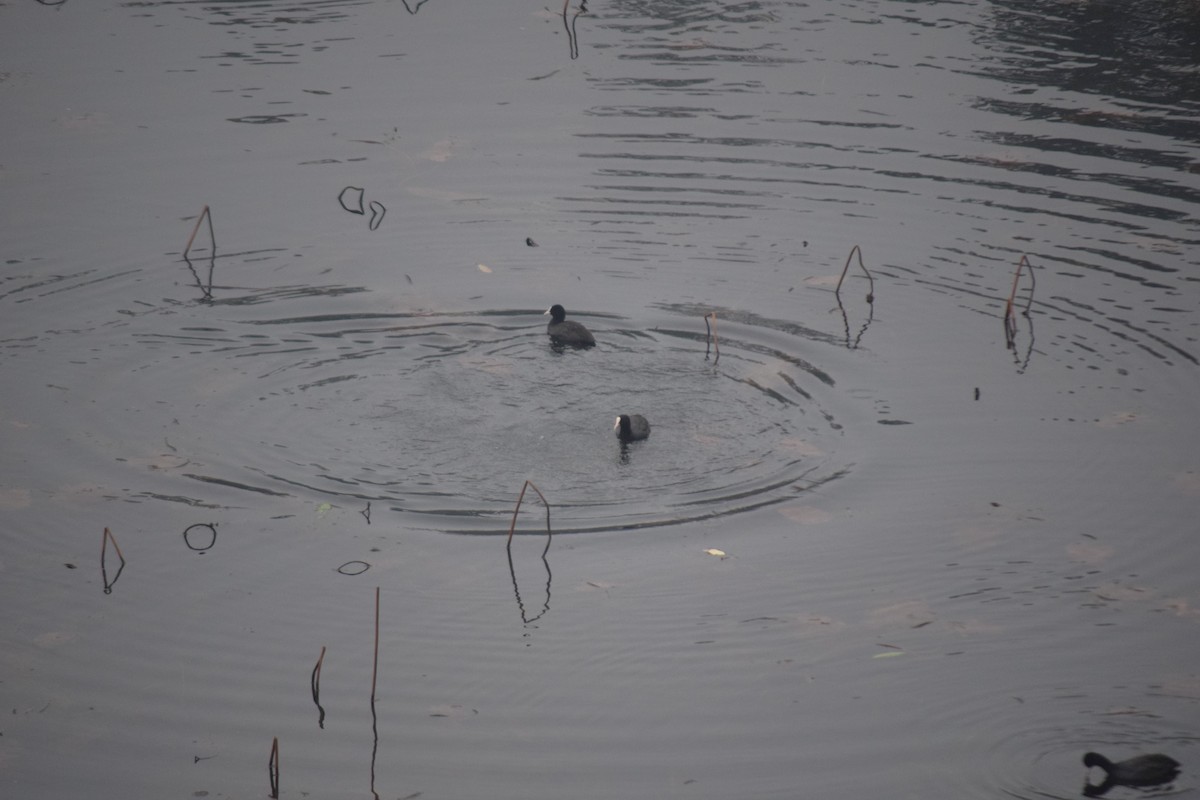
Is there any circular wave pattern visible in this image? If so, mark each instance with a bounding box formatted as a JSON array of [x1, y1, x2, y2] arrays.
[[158, 305, 848, 533]]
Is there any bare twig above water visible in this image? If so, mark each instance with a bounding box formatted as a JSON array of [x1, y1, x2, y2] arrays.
[[100, 527, 126, 594], [704, 312, 720, 365], [181, 205, 215, 301], [1002, 255, 1037, 373], [101, 526, 125, 565], [506, 481, 553, 624], [1003, 254, 1036, 348], [834, 244, 875, 304], [834, 245, 875, 349], [268, 737, 280, 799], [507, 480, 552, 554]]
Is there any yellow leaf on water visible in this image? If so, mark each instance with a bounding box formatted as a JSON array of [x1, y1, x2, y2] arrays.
[[703, 548, 726, 557], [477, 263, 493, 273], [317, 503, 332, 514], [872, 650, 904, 659]]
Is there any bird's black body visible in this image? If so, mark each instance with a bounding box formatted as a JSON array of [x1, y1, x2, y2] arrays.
[[545, 304, 595, 347], [1083, 752, 1180, 792]]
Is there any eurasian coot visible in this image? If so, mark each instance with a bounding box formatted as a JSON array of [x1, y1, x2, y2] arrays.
[[1083, 752, 1180, 787], [545, 304, 595, 347], [614, 414, 650, 442]]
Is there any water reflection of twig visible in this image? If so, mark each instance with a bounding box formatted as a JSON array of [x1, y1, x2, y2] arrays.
[[338, 186, 365, 215], [369, 586, 381, 800], [182, 522, 217, 553], [400, 0, 433, 13], [100, 527, 126, 595], [311, 646, 327, 729], [506, 481, 553, 624], [507, 540, 552, 625], [182, 205, 216, 301], [1003, 255, 1036, 373], [268, 737, 280, 799], [704, 312, 720, 364], [562, 0, 588, 60], [833, 245, 875, 349]]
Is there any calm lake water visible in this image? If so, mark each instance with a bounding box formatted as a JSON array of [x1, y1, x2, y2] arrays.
[[2, 0, 1198, 798]]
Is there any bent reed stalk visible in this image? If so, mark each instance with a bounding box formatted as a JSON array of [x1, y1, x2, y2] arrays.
[[1003, 254, 1036, 349], [507, 480, 552, 551], [704, 312, 720, 364], [834, 244, 875, 303], [182, 205, 214, 259], [100, 527, 126, 568]]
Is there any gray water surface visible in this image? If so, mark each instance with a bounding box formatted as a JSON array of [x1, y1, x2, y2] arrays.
[[2, 1, 1198, 798]]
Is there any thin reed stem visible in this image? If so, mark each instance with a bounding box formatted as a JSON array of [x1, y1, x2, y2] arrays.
[[1003, 255, 1036, 349], [182, 205, 214, 258], [705, 312, 720, 364], [834, 245, 875, 303], [101, 527, 126, 565], [507, 480, 551, 550]]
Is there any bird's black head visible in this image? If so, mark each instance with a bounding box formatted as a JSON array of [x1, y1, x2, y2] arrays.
[[545, 304, 567, 323]]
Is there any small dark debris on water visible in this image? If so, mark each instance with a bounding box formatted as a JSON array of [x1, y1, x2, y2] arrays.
[[974, 387, 980, 401], [526, 237, 538, 247], [404, 274, 413, 285], [64, 563, 77, 569], [877, 419, 912, 426]]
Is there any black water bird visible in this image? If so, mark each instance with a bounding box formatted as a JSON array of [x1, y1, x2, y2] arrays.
[[1083, 752, 1180, 789], [614, 414, 650, 442], [545, 304, 595, 347]]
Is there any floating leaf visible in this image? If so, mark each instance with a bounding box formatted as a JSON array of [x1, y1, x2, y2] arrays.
[[872, 650, 904, 659], [703, 548, 727, 557], [778, 505, 832, 524], [477, 263, 493, 273], [316, 502, 332, 515], [1095, 411, 1138, 428]]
